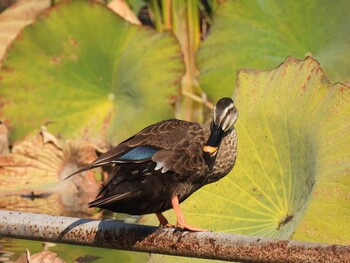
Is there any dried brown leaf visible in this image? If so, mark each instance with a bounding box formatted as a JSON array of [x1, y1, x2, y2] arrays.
[[0, 0, 51, 67], [0, 129, 102, 216], [0, 122, 9, 155], [107, 0, 141, 25], [41, 126, 62, 150], [15, 250, 65, 263], [0, 130, 64, 194]]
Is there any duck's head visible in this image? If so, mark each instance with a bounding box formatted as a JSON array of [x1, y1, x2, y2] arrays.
[[212, 97, 238, 133], [203, 97, 238, 168]]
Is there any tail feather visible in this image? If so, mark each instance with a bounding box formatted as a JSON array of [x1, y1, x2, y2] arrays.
[[64, 163, 99, 180], [88, 190, 141, 207], [94, 165, 121, 197]]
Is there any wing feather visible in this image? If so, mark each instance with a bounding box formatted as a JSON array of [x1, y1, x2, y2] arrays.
[[66, 119, 207, 179]]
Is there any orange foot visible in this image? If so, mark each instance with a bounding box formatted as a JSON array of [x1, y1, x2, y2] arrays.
[[155, 213, 175, 228], [171, 195, 209, 232], [175, 221, 209, 232]]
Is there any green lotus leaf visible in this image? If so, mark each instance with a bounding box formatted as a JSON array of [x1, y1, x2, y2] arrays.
[[291, 82, 350, 243], [198, 0, 350, 101], [125, 0, 145, 14], [0, 1, 183, 143], [229, 57, 349, 244], [146, 57, 349, 262]]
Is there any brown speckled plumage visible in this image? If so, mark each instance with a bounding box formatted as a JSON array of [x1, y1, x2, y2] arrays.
[[67, 97, 238, 231]]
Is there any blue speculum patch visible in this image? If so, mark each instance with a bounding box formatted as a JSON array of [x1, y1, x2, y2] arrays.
[[118, 146, 158, 161]]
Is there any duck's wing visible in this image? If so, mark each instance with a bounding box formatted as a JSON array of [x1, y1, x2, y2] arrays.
[[65, 119, 206, 179]]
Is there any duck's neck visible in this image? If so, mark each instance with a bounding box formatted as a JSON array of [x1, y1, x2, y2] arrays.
[[203, 123, 227, 169]]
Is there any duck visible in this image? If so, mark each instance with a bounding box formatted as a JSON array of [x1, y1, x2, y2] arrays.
[[66, 97, 238, 231]]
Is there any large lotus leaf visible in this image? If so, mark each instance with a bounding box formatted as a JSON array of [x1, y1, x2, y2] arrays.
[[291, 82, 350, 243], [145, 57, 349, 263], [0, 1, 183, 143], [198, 0, 350, 101]]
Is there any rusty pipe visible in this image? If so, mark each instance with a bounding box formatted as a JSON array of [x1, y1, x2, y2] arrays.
[[0, 210, 349, 262]]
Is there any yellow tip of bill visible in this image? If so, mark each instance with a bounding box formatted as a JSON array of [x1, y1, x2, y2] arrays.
[[203, 145, 218, 154]]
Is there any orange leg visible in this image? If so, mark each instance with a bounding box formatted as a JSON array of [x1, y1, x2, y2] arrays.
[[171, 195, 208, 232], [155, 213, 174, 228]]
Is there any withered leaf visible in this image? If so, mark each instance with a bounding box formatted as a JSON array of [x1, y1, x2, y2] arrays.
[[15, 249, 65, 263], [0, 129, 102, 216], [0, 122, 9, 155], [0, 0, 51, 67]]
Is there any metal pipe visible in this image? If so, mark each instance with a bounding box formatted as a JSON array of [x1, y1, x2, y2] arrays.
[[0, 210, 349, 262]]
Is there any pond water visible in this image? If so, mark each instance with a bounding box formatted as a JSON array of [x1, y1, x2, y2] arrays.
[[0, 238, 148, 262]]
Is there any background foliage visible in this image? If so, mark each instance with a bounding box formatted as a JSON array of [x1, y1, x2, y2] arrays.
[[0, 1, 184, 144]]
